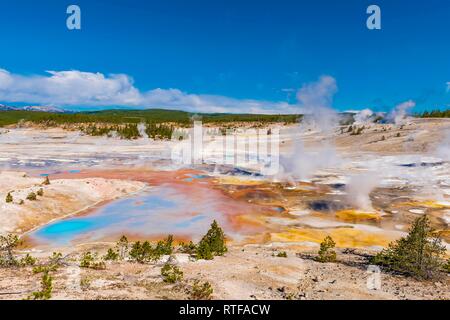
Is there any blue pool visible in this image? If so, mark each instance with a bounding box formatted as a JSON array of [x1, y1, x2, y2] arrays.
[[27, 185, 222, 247]]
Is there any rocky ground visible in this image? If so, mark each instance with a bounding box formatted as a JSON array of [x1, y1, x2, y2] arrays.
[[0, 245, 448, 300]]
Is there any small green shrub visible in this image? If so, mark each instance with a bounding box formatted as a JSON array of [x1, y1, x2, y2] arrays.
[[190, 280, 213, 300], [33, 265, 57, 274], [32, 252, 63, 273], [129, 241, 149, 263], [316, 236, 337, 263], [30, 271, 52, 300], [36, 188, 44, 196], [80, 277, 91, 291], [20, 254, 36, 266], [103, 248, 119, 261], [0, 234, 20, 267], [161, 263, 183, 283], [129, 241, 162, 263], [32, 251, 62, 293], [443, 259, 450, 273], [90, 261, 106, 270], [156, 235, 174, 255], [179, 241, 197, 254], [26, 192, 37, 201], [48, 252, 63, 266], [5, 192, 13, 203], [372, 216, 446, 279], [276, 251, 287, 258], [80, 252, 106, 270], [33, 252, 63, 273], [80, 252, 94, 268]]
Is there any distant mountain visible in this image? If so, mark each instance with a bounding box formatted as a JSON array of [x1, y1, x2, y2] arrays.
[[0, 104, 65, 113], [0, 104, 15, 111]]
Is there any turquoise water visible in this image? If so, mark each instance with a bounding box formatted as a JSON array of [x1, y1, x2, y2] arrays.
[[39, 169, 80, 177], [183, 173, 209, 182], [28, 185, 221, 247]]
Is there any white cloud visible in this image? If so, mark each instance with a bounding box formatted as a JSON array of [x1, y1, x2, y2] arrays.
[[0, 68, 306, 114], [447, 82, 450, 92], [0, 69, 141, 106]]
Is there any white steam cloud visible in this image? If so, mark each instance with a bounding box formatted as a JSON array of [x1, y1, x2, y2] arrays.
[[296, 75, 338, 132], [278, 76, 340, 181], [279, 141, 339, 181], [388, 100, 416, 125], [435, 129, 450, 162], [345, 172, 379, 211], [353, 108, 374, 124], [137, 122, 149, 140]]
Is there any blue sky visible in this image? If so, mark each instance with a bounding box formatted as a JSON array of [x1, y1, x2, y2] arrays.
[[0, 0, 449, 113]]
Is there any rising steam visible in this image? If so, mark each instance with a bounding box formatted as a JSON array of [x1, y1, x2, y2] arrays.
[[345, 172, 380, 211], [388, 100, 416, 125], [137, 122, 149, 139], [296, 75, 338, 133], [278, 76, 340, 181]]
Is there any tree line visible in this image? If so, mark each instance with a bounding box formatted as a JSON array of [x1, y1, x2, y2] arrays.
[[0, 109, 301, 128], [415, 109, 450, 118]]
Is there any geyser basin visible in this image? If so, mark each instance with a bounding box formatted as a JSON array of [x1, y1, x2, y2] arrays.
[[24, 170, 276, 248]]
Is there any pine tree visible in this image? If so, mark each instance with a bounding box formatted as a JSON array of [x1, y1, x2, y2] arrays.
[[116, 235, 129, 260], [372, 216, 446, 279], [42, 176, 50, 185], [316, 236, 337, 263], [103, 248, 119, 261], [156, 235, 174, 255], [197, 220, 227, 257], [128, 241, 162, 263], [196, 240, 213, 260]]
